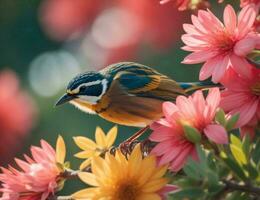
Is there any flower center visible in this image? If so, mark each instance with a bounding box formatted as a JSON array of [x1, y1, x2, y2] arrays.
[[251, 82, 260, 96], [213, 31, 235, 53], [114, 182, 138, 200]]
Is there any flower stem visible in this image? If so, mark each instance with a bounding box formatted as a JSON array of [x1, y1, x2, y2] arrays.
[[223, 180, 260, 196], [48, 196, 73, 200]]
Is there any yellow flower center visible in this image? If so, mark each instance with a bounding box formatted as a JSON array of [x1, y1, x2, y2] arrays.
[[114, 182, 138, 200], [251, 82, 260, 96]]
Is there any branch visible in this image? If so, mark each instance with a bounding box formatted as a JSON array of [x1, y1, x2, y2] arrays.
[[223, 180, 260, 196], [48, 196, 73, 200]]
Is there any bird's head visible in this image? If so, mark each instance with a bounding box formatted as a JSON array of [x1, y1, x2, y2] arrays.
[[55, 72, 109, 110]]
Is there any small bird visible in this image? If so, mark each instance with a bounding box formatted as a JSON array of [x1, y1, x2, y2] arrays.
[[56, 62, 215, 127]]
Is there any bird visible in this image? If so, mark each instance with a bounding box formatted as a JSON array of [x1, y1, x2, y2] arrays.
[[56, 62, 217, 129]]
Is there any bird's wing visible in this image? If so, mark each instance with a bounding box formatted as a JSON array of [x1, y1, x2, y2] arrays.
[[113, 71, 185, 101], [113, 71, 161, 94]]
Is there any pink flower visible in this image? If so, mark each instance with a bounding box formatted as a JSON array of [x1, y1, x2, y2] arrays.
[[160, 0, 190, 11], [150, 88, 228, 171], [40, 0, 106, 41], [240, 0, 260, 8], [0, 70, 36, 164], [220, 68, 260, 129], [182, 4, 259, 83], [0, 137, 66, 200], [159, 0, 210, 11]]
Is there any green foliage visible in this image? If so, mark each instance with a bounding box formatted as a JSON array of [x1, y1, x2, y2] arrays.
[[170, 137, 260, 200], [183, 125, 202, 143]]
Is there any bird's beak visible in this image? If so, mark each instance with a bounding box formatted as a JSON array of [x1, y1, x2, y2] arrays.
[[55, 93, 77, 106]]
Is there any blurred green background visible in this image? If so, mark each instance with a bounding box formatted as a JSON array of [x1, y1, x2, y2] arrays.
[[0, 0, 229, 195]]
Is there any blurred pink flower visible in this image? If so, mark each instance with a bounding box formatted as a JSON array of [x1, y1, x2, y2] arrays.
[[160, 0, 190, 11], [150, 88, 227, 171], [159, 0, 210, 11], [40, 0, 107, 41], [182, 4, 259, 83], [0, 70, 36, 164], [120, 0, 188, 49], [0, 139, 65, 200], [220, 68, 260, 129], [240, 116, 258, 139], [240, 0, 260, 8]]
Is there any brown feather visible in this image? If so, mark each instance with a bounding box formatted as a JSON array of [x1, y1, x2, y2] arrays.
[[94, 77, 185, 127]]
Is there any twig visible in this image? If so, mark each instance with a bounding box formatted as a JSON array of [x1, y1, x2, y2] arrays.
[[48, 195, 73, 200], [223, 180, 260, 196]]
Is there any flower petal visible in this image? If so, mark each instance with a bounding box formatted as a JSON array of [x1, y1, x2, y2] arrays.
[[224, 5, 237, 33], [56, 135, 66, 164], [204, 124, 228, 144]]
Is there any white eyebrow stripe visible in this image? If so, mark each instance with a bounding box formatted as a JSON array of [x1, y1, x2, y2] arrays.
[[75, 79, 109, 105], [70, 80, 102, 94]]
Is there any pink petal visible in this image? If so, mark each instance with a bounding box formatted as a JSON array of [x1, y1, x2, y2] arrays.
[[191, 15, 209, 34], [162, 102, 178, 121], [158, 146, 182, 166], [199, 58, 216, 80], [181, 34, 207, 47], [176, 96, 196, 118], [206, 88, 221, 114], [238, 4, 257, 38], [230, 55, 253, 79], [204, 124, 228, 144], [192, 90, 206, 116], [159, 184, 179, 200], [198, 10, 223, 33], [220, 92, 250, 111], [211, 55, 229, 83], [182, 51, 217, 64], [183, 24, 202, 35], [149, 127, 173, 142], [235, 99, 258, 127], [224, 5, 237, 33], [234, 36, 256, 56], [169, 145, 193, 172]]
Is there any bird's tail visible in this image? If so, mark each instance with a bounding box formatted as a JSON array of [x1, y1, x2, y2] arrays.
[[178, 81, 222, 93]]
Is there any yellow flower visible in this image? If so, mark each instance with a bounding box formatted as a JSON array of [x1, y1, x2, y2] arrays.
[[72, 144, 168, 200], [74, 126, 117, 170]]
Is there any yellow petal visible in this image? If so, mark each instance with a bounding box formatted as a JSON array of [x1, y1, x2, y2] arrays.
[[138, 156, 156, 186], [91, 156, 107, 178], [72, 188, 97, 199], [73, 136, 96, 150], [78, 172, 99, 186], [55, 135, 66, 164], [150, 165, 168, 180], [136, 193, 161, 200], [80, 159, 92, 170], [74, 151, 95, 159], [128, 144, 142, 176], [95, 127, 107, 148], [106, 126, 117, 147], [142, 178, 168, 193]]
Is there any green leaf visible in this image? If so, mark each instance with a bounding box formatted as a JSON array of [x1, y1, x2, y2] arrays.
[[183, 125, 201, 143], [215, 109, 226, 126], [170, 188, 205, 199], [195, 145, 209, 172], [242, 133, 251, 158], [220, 152, 247, 180], [246, 161, 258, 180], [230, 134, 242, 148], [226, 114, 239, 131], [183, 158, 204, 180], [252, 138, 260, 164], [230, 144, 247, 165]]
